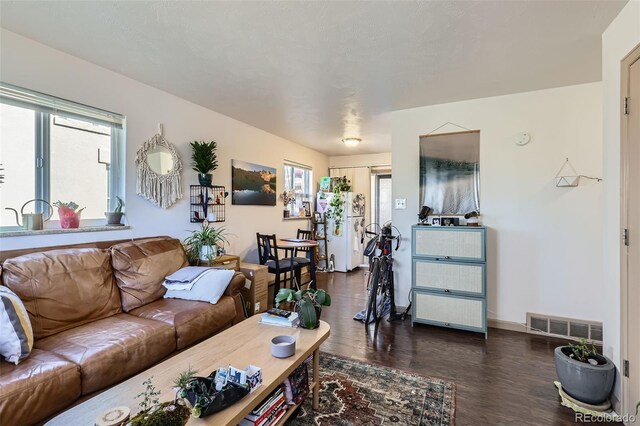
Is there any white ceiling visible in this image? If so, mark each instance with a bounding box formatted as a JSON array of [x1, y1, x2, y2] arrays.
[[0, 1, 626, 156]]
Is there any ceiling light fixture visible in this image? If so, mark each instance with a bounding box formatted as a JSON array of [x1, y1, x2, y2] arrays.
[[342, 137, 361, 147]]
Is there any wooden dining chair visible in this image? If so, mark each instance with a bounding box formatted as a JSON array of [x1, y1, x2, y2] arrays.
[[295, 229, 314, 286], [256, 233, 300, 297]]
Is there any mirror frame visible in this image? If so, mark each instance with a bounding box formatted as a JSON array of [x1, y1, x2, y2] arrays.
[[419, 130, 480, 215], [135, 133, 183, 209]]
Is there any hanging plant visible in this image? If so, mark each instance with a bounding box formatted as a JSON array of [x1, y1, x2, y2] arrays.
[[326, 177, 351, 235]]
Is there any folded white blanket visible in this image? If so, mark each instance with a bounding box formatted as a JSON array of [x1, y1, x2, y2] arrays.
[[164, 266, 213, 291], [164, 268, 235, 305]]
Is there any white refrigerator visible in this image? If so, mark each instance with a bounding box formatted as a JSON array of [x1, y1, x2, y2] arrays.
[[322, 192, 366, 272]]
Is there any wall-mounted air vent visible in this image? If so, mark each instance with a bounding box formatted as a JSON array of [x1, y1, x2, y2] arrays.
[[526, 313, 602, 343]]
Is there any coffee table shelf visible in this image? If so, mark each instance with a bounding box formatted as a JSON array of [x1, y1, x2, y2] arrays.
[[47, 316, 330, 426]]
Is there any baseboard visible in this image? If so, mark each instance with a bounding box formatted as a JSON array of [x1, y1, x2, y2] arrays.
[[488, 318, 529, 333], [610, 393, 621, 418]]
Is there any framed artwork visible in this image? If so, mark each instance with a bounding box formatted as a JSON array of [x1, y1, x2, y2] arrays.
[[231, 160, 277, 206]]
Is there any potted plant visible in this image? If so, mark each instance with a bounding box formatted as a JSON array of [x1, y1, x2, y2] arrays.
[[275, 287, 331, 329], [105, 196, 125, 226], [326, 176, 351, 235], [126, 376, 191, 426], [52, 200, 84, 229], [280, 190, 296, 218], [184, 223, 229, 265], [190, 140, 218, 187], [554, 338, 615, 405]]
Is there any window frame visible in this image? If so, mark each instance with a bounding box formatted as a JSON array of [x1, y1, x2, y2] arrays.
[[0, 82, 125, 226], [283, 160, 313, 215]]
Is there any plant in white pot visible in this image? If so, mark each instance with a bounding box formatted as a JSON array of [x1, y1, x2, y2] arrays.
[[184, 223, 229, 265], [554, 338, 615, 405]]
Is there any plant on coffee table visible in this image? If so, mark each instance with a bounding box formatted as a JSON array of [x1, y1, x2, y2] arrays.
[[128, 375, 191, 426], [275, 287, 331, 329]]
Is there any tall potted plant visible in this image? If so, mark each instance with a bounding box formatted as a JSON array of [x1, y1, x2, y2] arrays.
[[554, 338, 615, 405], [190, 141, 218, 187], [275, 288, 331, 329], [184, 223, 229, 265]]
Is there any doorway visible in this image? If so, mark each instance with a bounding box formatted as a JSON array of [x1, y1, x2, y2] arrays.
[[375, 174, 392, 226], [621, 43, 640, 423]]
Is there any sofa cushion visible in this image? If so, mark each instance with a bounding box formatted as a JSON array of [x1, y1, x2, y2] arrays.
[[0, 286, 33, 364], [2, 248, 121, 339], [111, 237, 188, 312], [34, 313, 175, 395], [0, 349, 81, 426], [128, 296, 236, 350]]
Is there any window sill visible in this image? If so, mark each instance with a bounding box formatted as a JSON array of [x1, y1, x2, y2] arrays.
[[0, 225, 131, 237], [283, 217, 312, 221]]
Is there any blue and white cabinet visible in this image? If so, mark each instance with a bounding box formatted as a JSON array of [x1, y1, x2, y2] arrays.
[[411, 225, 487, 337]]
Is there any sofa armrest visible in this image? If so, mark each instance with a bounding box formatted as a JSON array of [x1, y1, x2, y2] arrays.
[[225, 272, 247, 324], [225, 272, 246, 297]]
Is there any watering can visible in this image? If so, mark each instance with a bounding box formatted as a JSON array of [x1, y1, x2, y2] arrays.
[[5, 199, 53, 231]]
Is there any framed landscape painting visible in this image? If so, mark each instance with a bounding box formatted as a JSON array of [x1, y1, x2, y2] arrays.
[[231, 160, 277, 205]]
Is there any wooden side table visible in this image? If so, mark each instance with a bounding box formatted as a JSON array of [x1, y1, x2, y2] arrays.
[[207, 254, 240, 271]]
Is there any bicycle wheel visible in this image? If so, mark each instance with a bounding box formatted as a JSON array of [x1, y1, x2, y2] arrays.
[[364, 258, 381, 324]]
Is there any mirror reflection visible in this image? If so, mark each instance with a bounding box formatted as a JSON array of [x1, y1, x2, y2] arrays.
[[419, 130, 480, 214], [147, 146, 174, 175]]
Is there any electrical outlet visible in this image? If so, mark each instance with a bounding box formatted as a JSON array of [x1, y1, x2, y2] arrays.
[[255, 302, 260, 313], [395, 199, 407, 209]]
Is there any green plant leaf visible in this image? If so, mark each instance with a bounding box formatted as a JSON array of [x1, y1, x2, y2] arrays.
[[275, 289, 294, 306], [298, 299, 317, 328]]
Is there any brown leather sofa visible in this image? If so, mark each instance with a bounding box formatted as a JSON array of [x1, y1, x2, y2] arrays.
[[0, 237, 246, 426]]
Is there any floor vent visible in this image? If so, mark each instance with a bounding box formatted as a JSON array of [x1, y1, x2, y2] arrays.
[[526, 313, 603, 343]]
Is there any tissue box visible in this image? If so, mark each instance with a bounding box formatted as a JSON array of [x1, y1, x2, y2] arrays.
[[246, 365, 263, 393]]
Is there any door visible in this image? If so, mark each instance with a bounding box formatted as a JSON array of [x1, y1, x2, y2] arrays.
[[623, 45, 640, 424]]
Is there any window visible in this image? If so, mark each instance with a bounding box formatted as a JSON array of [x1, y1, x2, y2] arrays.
[[283, 161, 313, 216], [0, 83, 125, 229]]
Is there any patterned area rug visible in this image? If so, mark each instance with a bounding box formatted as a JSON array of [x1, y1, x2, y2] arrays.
[[287, 353, 455, 425]]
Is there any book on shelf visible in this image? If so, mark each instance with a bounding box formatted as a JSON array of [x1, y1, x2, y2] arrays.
[[240, 387, 287, 426], [259, 311, 299, 328]]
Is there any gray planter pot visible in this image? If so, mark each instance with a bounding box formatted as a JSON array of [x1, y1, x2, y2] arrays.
[[554, 346, 615, 405], [105, 212, 124, 226]]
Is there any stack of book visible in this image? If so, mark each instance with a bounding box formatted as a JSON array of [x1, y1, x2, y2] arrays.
[[239, 387, 287, 426], [259, 311, 299, 328]]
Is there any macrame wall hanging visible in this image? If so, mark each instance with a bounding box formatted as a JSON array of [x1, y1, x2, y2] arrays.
[[136, 125, 183, 209]]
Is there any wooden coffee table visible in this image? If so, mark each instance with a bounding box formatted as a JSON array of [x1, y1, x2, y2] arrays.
[[47, 316, 330, 425]]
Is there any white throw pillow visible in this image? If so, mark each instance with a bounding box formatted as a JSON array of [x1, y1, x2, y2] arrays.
[[164, 269, 235, 304], [0, 285, 34, 364]]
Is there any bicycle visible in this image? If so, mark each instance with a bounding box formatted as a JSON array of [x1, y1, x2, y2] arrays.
[[362, 222, 403, 324]]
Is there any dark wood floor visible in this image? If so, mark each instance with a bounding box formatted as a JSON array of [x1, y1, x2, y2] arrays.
[[310, 270, 615, 426]]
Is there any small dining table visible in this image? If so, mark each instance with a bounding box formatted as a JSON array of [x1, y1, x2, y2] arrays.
[[277, 238, 319, 290]]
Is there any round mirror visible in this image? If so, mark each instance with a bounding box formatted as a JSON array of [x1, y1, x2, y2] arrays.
[[147, 145, 174, 175]]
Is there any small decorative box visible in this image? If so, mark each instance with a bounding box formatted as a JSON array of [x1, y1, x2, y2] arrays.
[[245, 365, 262, 393]]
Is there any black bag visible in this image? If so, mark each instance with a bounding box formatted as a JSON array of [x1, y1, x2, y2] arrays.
[[363, 237, 378, 257], [184, 372, 250, 418]]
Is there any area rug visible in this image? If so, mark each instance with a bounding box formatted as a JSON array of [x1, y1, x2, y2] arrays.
[[287, 353, 455, 425]]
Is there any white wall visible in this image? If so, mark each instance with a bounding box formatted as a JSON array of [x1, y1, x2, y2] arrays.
[[391, 82, 603, 325], [329, 152, 391, 168], [601, 0, 640, 403], [0, 29, 329, 261]]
